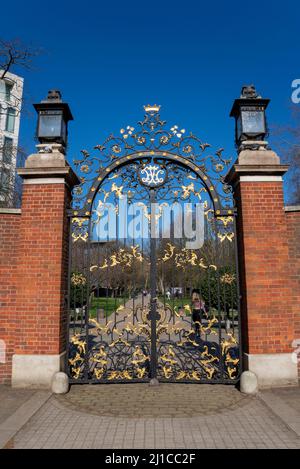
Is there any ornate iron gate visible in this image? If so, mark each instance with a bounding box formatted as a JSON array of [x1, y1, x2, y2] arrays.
[[67, 105, 241, 384]]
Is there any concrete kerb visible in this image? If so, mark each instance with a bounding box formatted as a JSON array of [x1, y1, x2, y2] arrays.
[[258, 390, 300, 438]]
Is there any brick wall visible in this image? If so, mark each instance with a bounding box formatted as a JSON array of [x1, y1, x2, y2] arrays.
[[236, 182, 295, 355], [14, 183, 71, 357], [0, 211, 21, 383], [285, 208, 300, 372]]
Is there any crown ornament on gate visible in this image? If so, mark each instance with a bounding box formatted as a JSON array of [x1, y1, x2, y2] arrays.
[[143, 104, 161, 113]]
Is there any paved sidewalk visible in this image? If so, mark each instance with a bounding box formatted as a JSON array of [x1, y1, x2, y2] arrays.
[[3, 383, 300, 449], [259, 387, 300, 437], [0, 386, 33, 425], [0, 386, 51, 449]]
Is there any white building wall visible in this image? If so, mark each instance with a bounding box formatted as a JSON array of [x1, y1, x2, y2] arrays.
[[0, 70, 24, 204]]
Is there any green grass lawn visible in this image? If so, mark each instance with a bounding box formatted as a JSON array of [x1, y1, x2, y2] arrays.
[[89, 297, 126, 318]]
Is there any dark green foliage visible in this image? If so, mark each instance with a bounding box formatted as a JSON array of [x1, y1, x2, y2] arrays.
[[70, 272, 88, 308], [200, 266, 237, 312]]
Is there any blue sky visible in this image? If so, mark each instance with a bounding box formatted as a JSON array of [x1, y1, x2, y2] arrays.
[[2, 0, 300, 200]]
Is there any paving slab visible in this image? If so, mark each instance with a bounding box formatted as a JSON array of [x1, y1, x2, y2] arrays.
[[6, 383, 300, 449], [0, 387, 51, 449], [259, 386, 300, 437]]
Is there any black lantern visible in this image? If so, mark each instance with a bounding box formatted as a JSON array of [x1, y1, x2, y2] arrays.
[[34, 90, 73, 147], [230, 85, 269, 147]]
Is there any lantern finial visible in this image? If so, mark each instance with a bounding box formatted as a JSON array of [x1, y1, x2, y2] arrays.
[[46, 90, 62, 101], [240, 84, 261, 99]]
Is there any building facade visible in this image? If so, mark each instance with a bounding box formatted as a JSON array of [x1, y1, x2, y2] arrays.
[[0, 71, 24, 206]]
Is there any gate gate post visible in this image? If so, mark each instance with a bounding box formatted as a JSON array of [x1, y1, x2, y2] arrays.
[[12, 145, 79, 387], [226, 93, 298, 388]]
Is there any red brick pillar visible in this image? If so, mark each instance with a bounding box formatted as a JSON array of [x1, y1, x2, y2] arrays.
[[226, 149, 298, 387], [285, 206, 300, 375], [0, 209, 21, 384], [12, 147, 79, 387]]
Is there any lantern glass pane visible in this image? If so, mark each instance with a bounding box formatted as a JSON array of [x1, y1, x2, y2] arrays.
[[61, 119, 67, 143], [39, 114, 62, 138], [241, 110, 265, 134], [236, 115, 242, 140]]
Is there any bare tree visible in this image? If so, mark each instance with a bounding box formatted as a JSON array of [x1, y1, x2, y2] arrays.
[[0, 38, 39, 80], [0, 38, 41, 207], [0, 144, 26, 208], [273, 107, 300, 204]]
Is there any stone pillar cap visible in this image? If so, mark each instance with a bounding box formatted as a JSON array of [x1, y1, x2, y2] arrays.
[[225, 163, 289, 185], [225, 149, 289, 186], [18, 150, 80, 189]]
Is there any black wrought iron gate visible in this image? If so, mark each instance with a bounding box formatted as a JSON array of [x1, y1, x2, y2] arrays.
[[67, 106, 241, 384]]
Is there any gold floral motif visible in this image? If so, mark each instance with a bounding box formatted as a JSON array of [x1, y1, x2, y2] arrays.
[[161, 243, 176, 262], [175, 370, 201, 381], [183, 145, 193, 154], [202, 366, 215, 379], [69, 352, 83, 367], [109, 337, 130, 348], [227, 367, 237, 379], [220, 273, 236, 285], [201, 317, 218, 335], [92, 347, 108, 367], [162, 366, 173, 379], [181, 182, 194, 199], [111, 182, 124, 198], [71, 272, 86, 286], [218, 232, 234, 242], [89, 245, 143, 272], [71, 367, 81, 379], [108, 370, 132, 380], [160, 135, 169, 145], [225, 353, 239, 366], [89, 319, 113, 335], [218, 216, 233, 226], [161, 346, 177, 366], [94, 368, 105, 379], [112, 144, 121, 153], [221, 333, 238, 355], [70, 335, 86, 354]]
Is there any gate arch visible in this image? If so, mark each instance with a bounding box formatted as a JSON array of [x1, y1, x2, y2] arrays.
[[68, 105, 241, 384]]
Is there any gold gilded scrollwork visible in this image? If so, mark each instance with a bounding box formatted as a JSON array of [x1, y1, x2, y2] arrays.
[[89, 245, 144, 272], [161, 243, 175, 262], [221, 332, 237, 355], [219, 216, 234, 226], [222, 333, 239, 380], [161, 245, 218, 271], [131, 346, 149, 379], [220, 273, 236, 284], [218, 232, 234, 242], [108, 371, 132, 380], [71, 217, 89, 243], [69, 335, 86, 379]]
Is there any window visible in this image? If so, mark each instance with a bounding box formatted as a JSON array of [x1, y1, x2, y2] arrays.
[[3, 137, 13, 163], [0, 169, 9, 188], [5, 107, 16, 133], [5, 83, 13, 102]]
